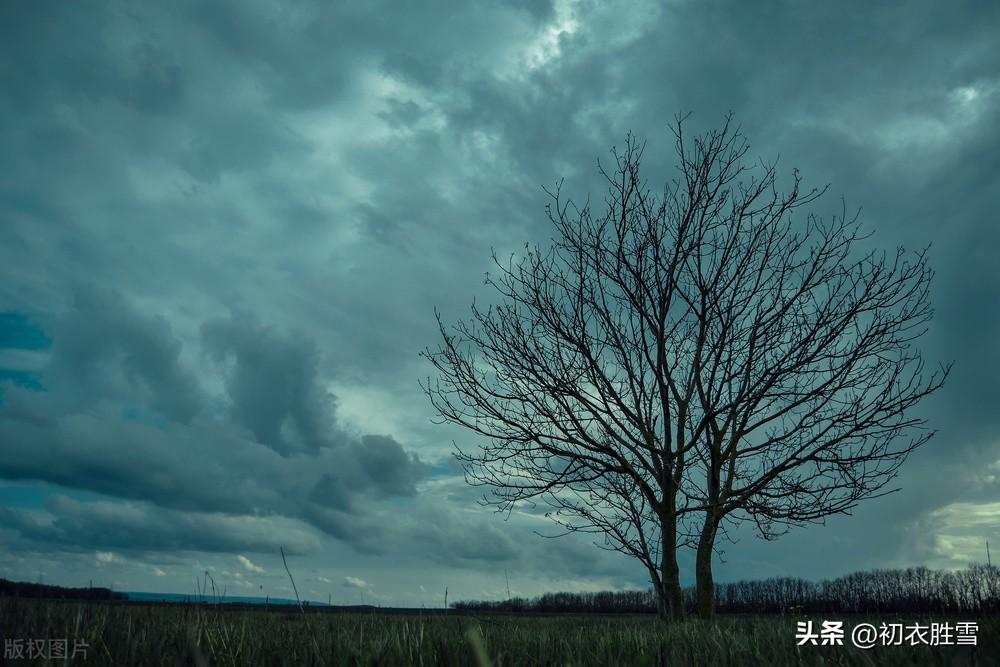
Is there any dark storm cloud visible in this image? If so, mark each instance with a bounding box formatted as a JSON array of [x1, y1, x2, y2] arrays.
[[409, 504, 519, 564], [0, 496, 321, 557], [0, 0, 997, 594], [44, 287, 205, 422], [0, 287, 428, 557], [0, 4, 185, 114], [202, 313, 337, 455], [353, 435, 424, 497]]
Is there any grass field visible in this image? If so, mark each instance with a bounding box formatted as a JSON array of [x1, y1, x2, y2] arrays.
[[1, 597, 996, 665]]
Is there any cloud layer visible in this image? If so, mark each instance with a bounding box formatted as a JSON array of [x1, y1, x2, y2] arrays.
[[1, 0, 998, 602]]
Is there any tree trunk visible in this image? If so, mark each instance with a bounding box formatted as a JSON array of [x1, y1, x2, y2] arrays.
[[695, 515, 718, 619], [659, 550, 684, 621], [656, 494, 684, 622]]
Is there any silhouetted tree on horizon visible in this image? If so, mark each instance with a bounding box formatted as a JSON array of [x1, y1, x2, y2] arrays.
[[423, 113, 949, 622]]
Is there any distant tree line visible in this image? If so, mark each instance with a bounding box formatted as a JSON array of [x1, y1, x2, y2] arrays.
[[453, 564, 1000, 615], [0, 578, 124, 601]]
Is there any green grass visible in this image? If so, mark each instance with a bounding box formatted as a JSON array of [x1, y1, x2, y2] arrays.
[[0, 597, 996, 665]]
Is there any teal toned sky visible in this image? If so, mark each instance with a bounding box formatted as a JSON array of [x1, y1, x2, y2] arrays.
[[1, 1, 998, 606]]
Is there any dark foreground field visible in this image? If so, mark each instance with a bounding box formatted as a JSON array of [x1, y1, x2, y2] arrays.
[[1, 597, 996, 666]]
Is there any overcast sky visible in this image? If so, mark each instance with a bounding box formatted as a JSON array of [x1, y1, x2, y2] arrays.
[[1, 0, 998, 606]]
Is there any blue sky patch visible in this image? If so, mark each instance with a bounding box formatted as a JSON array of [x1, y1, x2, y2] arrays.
[[0, 312, 52, 350]]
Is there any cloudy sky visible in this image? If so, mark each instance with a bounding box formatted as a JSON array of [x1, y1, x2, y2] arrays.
[[1, 0, 998, 606]]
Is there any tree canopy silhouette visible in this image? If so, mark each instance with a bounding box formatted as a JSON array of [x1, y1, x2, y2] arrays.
[[422, 113, 948, 621]]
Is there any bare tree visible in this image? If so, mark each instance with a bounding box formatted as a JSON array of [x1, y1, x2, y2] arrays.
[[667, 118, 950, 618], [422, 113, 948, 622]]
